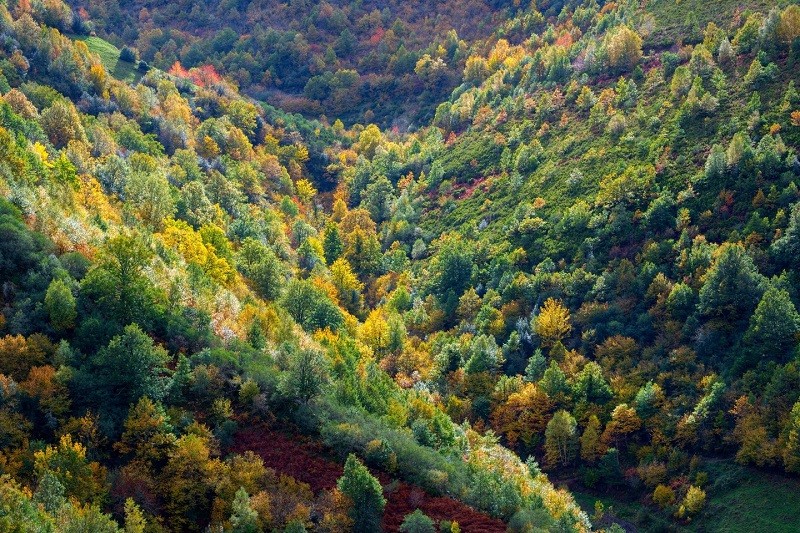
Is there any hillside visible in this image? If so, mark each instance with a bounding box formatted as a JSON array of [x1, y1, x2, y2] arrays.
[[1, 0, 800, 532], [65, 0, 511, 127]]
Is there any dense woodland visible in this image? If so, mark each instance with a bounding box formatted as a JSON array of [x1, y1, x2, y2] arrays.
[[0, 0, 800, 531]]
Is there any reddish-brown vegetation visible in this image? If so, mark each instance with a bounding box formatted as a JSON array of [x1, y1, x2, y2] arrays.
[[232, 425, 506, 532]]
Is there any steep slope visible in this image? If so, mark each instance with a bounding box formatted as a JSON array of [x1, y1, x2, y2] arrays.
[[0, 0, 590, 531]]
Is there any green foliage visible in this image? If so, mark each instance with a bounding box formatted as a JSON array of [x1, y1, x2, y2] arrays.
[[74, 324, 170, 431], [237, 238, 285, 300], [399, 509, 436, 533], [337, 454, 386, 533], [280, 279, 344, 332], [230, 488, 259, 533], [44, 278, 76, 332]]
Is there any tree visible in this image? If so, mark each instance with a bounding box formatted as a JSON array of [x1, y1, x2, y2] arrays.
[[330, 258, 363, 315], [280, 279, 344, 332], [323, 222, 344, 264], [237, 238, 285, 300], [34, 471, 66, 514], [399, 509, 436, 533], [704, 144, 727, 182], [544, 410, 578, 467], [653, 485, 676, 509], [161, 433, 219, 532], [783, 400, 800, 472], [75, 324, 170, 430], [230, 488, 260, 533], [772, 202, 800, 271], [44, 278, 77, 332], [533, 299, 571, 348], [114, 396, 176, 467], [430, 235, 474, 319], [490, 383, 552, 449], [361, 175, 395, 223], [279, 344, 327, 404], [124, 499, 146, 533], [778, 5, 800, 45], [605, 26, 642, 72], [580, 415, 604, 463], [337, 454, 385, 533], [744, 286, 800, 362], [698, 244, 765, 324], [34, 434, 106, 504], [572, 362, 612, 404], [602, 404, 642, 448], [524, 349, 546, 382], [81, 234, 157, 327], [124, 170, 175, 229], [464, 334, 503, 374], [539, 361, 570, 400], [677, 486, 705, 518], [40, 100, 86, 148]]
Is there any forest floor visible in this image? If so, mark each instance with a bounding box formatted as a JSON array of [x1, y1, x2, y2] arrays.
[[231, 423, 506, 532]]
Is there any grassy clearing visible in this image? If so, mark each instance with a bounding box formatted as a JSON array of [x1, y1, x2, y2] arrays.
[[76, 35, 140, 83], [571, 460, 800, 533], [688, 460, 800, 533]]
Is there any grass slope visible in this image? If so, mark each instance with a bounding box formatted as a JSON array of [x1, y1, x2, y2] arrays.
[[572, 460, 800, 532], [76, 35, 140, 83]]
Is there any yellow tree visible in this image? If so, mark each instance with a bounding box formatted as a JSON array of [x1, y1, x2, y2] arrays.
[[602, 404, 642, 448], [778, 5, 800, 44], [360, 308, 391, 359], [580, 414, 605, 463], [330, 257, 364, 315], [534, 298, 572, 348], [490, 382, 552, 449], [605, 25, 643, 71]]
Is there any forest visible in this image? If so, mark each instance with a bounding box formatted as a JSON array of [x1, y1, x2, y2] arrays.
[[0, 0, 800, 531]]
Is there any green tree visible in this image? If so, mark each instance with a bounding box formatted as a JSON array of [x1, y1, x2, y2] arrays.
[[44, 278, 77, 332], [430, 235, 474, 320], [75, 324, 170, 430], [323, 222, 344, 264], [34, 471, 66, 514], [464, 334, 503, 374], [81, 234, 158, 328], [783, 400, 800, 473], [124, 170, 175, 229], [399, 509, 435, 533], [698, 244, 765, 324], [279, 344, 328, 404], [744, 286, 800, 361], [237, 238, 285, 300], [280, 279, 344, 332], [539, 361, 569, 400], [573, 362, 612, 404], [230, 487, 260, 533], [337, 454, 385, 533], [772, 202, 800, 271]]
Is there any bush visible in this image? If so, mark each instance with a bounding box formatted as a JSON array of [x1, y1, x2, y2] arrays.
[[119, 46, 138, 63], [399, 509, 436, 533]]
